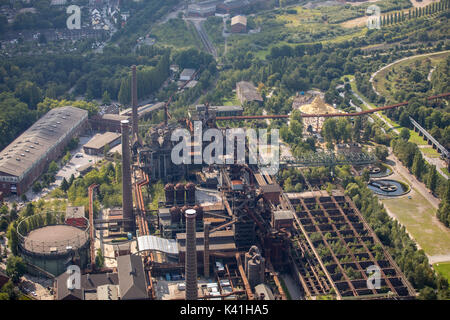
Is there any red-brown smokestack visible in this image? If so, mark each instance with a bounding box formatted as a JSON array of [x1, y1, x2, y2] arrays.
[[131, 65, 138, 138], [121, 120, 133, 231]]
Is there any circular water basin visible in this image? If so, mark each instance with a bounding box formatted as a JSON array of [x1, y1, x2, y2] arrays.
[[368, 164, 392, 178], [368, 179, 409, 196]]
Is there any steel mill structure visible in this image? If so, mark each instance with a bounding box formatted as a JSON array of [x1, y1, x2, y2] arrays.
[[49, 67, 449, 301]]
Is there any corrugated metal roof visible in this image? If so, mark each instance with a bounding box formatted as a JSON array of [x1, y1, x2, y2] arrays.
[[180, 68, 196, 79], [137, 235, 179, 255], [0, 106, 88, 179]]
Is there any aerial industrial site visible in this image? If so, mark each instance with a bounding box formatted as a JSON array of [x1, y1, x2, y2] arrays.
[[0, 0, 449, 305]]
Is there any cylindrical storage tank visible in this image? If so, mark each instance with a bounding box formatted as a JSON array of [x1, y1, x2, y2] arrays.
[[185, 183, 196, 206], [247, 254, 265, 288], [169, 207, 181, 224], [181, 206, 190, 224], [17, 213, 90, 277], [193, 205, 203, 222], [165, 183, 175, 205], [247, 257, 261, 288], [175, 183, 185, 205]]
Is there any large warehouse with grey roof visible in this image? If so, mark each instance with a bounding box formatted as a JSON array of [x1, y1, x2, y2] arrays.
[[0, 106, 88, 195]]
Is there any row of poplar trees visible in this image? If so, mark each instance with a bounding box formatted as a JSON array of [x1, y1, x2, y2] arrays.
[[380, 0, 449, 27]]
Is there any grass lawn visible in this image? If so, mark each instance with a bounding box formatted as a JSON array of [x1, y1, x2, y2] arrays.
[[420, 146, 441, 158], [408, 130, 429, 146], [150, 18, 202, 49], [433, 262, 450, 282], [381, 189, 450, 257], [222, 93, 240, 106], [442, 167, 450, 176]]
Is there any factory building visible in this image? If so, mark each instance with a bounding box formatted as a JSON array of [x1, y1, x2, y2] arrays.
[[0, 106, 88, 196], [54, 272, 119, 300], [176, 230, 237, 263], [117, 254, 148, 300], [217, 0, 248, 13], [236, 81, 263, 104], [90, 114, 130, 133], [180, 68, 197, 82], [231, 15, 247, 33], [83, 132, 122, 156], [187, 3, 216, 17], [137, 123, 185, 182], [209, 105, 243, 117]]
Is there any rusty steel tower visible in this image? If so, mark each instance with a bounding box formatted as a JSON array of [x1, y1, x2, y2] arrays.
[[184, 208, 198, 300], [121, 120, 133, 231], [131, 65, 138, 139]]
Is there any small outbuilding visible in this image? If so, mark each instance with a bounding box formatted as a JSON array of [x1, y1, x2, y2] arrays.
[[179, 68, 196, 82], [231, 15, 247, 33], [83, 132, 121, 156]]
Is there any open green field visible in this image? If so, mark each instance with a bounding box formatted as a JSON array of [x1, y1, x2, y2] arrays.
[[381, 189, 450, 256], [433, 262, 450, 282], [222, 93, 240, 106], [420, 146, 441, 158], [229, 3, 376, 60], [150, 18, 202, 49], [408, 130, 429, 145]]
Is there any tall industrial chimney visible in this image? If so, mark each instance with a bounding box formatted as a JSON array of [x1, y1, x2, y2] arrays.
[[185, 209, 198, 300], [203, 221, 210, 278], [121, 120, 133, 231], [131, 65, 138, 139]]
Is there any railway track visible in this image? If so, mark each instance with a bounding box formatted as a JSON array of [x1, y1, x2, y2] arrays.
[[190, 19, 217, 58], [134, 171, 156, 299]]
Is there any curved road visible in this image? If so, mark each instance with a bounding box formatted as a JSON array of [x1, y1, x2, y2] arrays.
[[370, 50, 450, 96], [368, 51, 449, 179]]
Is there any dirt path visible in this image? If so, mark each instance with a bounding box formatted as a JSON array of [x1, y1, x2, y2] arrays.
[[428, 255, 450, 264], [341, 16, 369, 28]]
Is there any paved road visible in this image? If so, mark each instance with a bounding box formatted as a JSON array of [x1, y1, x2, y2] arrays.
[[22, 134, 101, 203], [428, 254, 450, 264], [352, 79, 448, 179], [370, 50, 450, 97], [387, 153, 440, 209]]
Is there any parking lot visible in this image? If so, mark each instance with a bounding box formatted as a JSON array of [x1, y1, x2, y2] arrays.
[[20, 274, 54, 300], [21, 134, 102, 203]]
